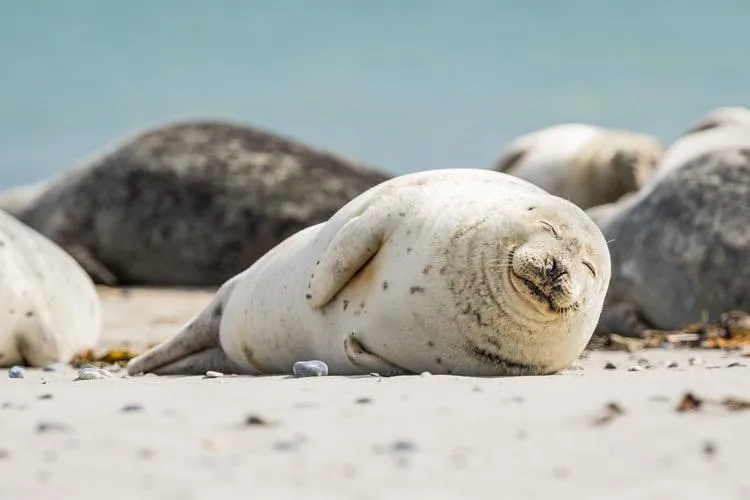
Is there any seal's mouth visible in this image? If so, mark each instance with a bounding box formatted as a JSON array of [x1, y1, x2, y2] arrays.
[[512, 273, 566, 314]]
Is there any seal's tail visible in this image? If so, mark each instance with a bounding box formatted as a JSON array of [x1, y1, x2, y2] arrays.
[[126, 275, 242, 376]]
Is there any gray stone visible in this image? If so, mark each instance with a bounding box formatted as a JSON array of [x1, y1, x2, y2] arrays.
[[292, 360, 328, 377]]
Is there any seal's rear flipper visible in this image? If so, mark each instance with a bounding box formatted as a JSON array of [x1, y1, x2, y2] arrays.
[[150, 347, 251, 376], [126, 275, 241, 375], [306, 208, 387, 308]]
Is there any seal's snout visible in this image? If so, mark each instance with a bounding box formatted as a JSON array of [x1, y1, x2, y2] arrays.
[[545, 256, 567, 282], [510, 247, 578, 315]]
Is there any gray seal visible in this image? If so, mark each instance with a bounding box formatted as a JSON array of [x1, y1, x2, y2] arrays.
[[0, 120, 392, 287], [594, 148, 750, 336]]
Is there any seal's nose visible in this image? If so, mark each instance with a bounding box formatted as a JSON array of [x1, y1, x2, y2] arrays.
[[545, 257, 567, 282]]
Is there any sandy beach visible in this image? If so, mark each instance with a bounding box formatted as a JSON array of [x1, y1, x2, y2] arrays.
[[0, 288, 748, 500]]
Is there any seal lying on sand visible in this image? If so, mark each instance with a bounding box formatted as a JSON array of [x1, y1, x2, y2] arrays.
[[0, 120, 391, 287], [0, 209, 101, 367], [127, 169, 611, 377], [493, 123, 664, 210], [594, 148, 750, 336]]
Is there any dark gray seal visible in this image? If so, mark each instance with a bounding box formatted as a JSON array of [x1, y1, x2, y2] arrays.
[[594, 148, 750, 336], [0, 120, 392, 287]]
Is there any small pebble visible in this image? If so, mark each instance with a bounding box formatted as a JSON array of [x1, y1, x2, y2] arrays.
[[292, 360, 328, 377], [42, 363, 66, 372], [689, 356, 703, 366], [8, 366, 26, 378], [244, 413, 275, 426], [273, 433, 306, 451], [628, 366, 643, 372], [391, 440, 417, 452], [604, 362, 617, 370], [121, 403, 143, 413], [667, 361, 679, 369], [74, 367, 114, 381], [38, 394, 53, 400], [355, 397, 373, 404], [36, 421, 70, 433], [727, 362, 746, 368], [204, 371, 224, 378]]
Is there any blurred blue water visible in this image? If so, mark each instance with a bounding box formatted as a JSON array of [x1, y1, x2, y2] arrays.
[[1, 0, 748, 188]]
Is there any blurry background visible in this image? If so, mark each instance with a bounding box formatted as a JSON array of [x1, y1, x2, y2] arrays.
[[1, 0, 748, 189]]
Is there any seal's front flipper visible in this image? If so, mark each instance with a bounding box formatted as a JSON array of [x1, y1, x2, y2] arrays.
[[344, 332, 411, 376], [306, 209, 387, 308], [126, 275, 240, 375], [64, 244, 118, 286]]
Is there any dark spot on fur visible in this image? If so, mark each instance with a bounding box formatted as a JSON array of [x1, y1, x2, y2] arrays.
[[399, 212, 406, 217], [435, 357, 443, 364], [359, 301, 365, 308], [9, 309, 14, 315], [25, 311, 34, 318], [382, 281, 388, 290], [305, 293, 312, 299], [212, 302, 223, 318], [316, 260, 320, 265], [422, 265, 432, 275], [427, 341, 435, 348], [406, 230, 411, 235], [310, 273, 314, 278], [0, 239, 4, 247], [406, 247, 412, 254], [343, 300, 349, 311], [410, 286, 425, 294], [439, 266, 448, 275]]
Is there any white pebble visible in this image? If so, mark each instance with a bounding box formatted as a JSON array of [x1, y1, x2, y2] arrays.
[[420, 371, 432, 377], [8, 366, 25, 378], [74, 367, 114, 381], [628, 366, 643, 372], [204, 370, 224, 378]]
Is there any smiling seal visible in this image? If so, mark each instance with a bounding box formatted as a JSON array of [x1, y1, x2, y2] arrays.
[[0, 209, 101, 367], [127, 169, 611, 377]]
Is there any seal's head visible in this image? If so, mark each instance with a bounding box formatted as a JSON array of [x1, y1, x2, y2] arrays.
[[504, 205, 611, 323]]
